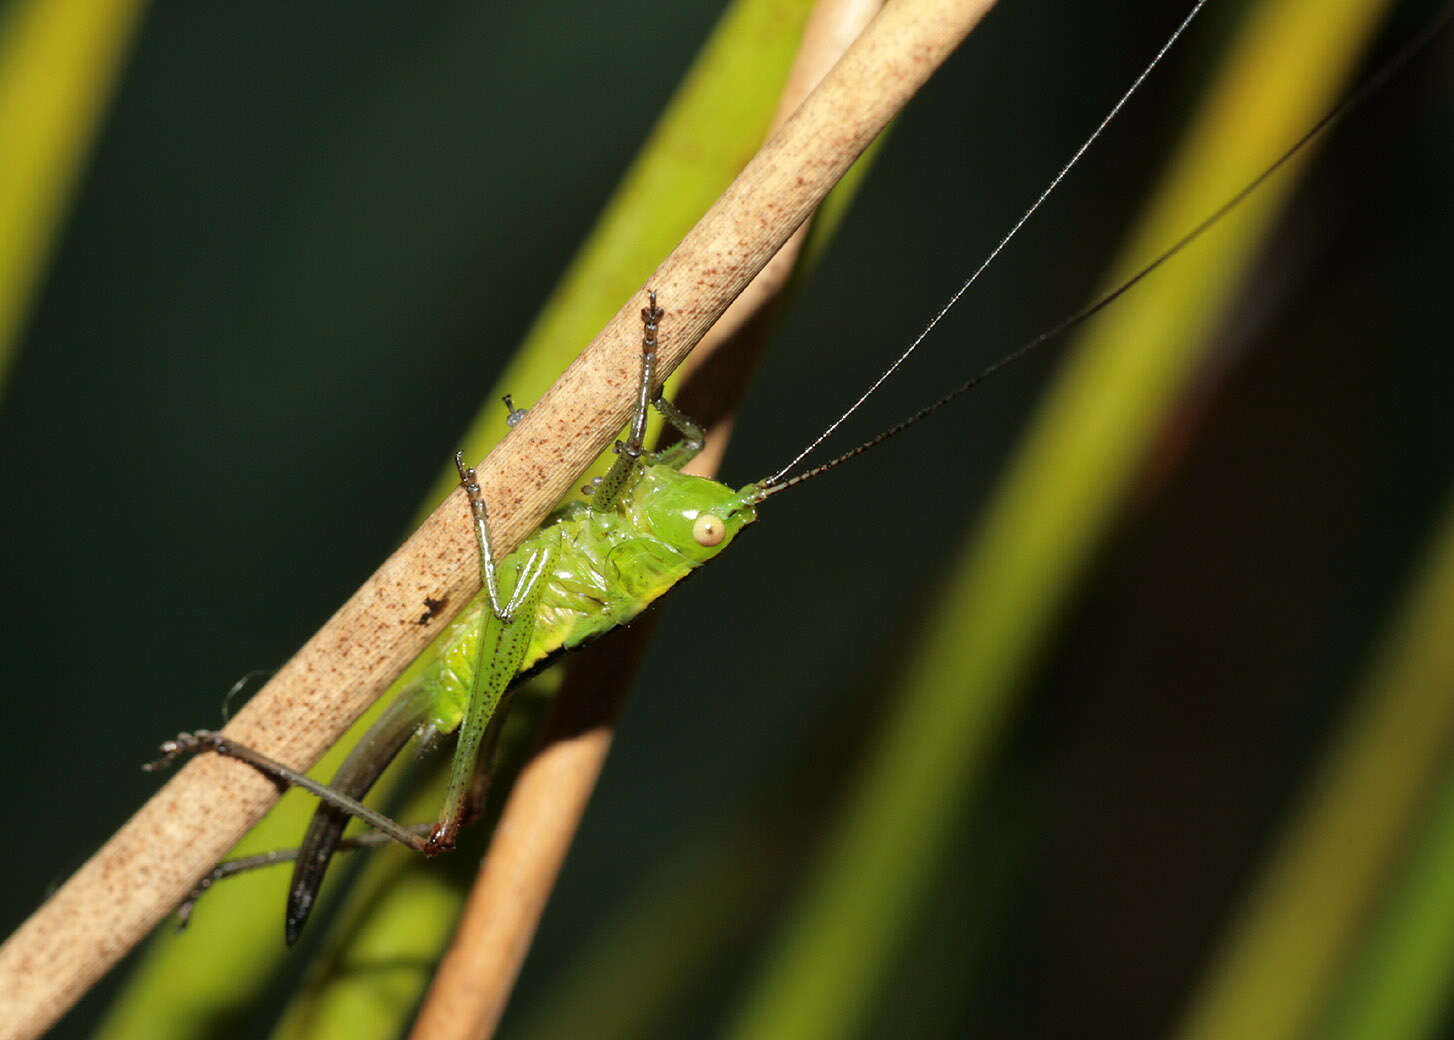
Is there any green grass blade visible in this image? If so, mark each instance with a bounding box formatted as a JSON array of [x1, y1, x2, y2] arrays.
[[1176, 493, 1454, 1040], [1317, 521, 1454, 1039], [504, 802, 803, 1040], [507, 756, 1030, 1040], [0, 0, 146, 398]]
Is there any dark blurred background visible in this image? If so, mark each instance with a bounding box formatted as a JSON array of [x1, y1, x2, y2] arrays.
[[1, 0, 1451, 1036]]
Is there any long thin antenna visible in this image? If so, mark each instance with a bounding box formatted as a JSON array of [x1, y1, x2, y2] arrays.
[[755, 0, 1454, 501], [761, 0, 1211, 488]]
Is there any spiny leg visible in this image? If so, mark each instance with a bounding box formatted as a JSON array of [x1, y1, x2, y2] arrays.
[[148, 455, 551, 936], [588, 292, 660, 507], [587, 290, 708, 499], [636, 292, 704, 469], [146, 663, 438, 939], [425, 545, 549, 854], [146, 541, 529, 857], [626, 290, 663, 458], [174, 691, 500, 937], [177, 825, 432, 929], [151, 547, 546, 938], [146, 730, 429, 851], [638, 290, 704, 467], [284, 682, 435, 940], [646, 392, 705, 471], [181, 732, 503, 930], [454, 452, 532, 622]]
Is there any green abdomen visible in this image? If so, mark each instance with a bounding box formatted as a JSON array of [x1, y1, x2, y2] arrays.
[[416, 507, 693, 733]]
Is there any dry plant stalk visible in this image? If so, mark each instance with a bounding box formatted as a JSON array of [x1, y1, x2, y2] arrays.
[[408, 2, 887, 1036], [0, 1, 996, 1037]]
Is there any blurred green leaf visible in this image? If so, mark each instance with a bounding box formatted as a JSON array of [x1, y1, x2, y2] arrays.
[[1181, 491, 1454, 1040], [0, 0, 146, 396], [1317, 511, 1454, 1040], [728, 0, 1398, 1036]]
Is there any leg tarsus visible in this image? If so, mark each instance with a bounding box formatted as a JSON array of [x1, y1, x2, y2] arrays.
[[177, 847, 299, 930], [501, 394, 528, 428], [144, 729, 222, 772], [145, 729, 427, 850]]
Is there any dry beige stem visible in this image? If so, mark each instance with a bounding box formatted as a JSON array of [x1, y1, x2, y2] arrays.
[[407, 2, 1000, 1040], [0, 1, 996, 1036], [674, 0, 888, 475], [408, 631, 653, 1040], [408, 2, 890, 1037]]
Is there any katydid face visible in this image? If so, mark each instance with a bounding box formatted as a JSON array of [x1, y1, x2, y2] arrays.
[[624, 467, 758, 567]]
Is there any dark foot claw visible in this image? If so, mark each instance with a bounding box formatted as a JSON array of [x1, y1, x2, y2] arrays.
[[454, 451, 475, 485], [422, 823, 456, 857], [144, 729, 221, 772], [174, 876, 214, 931], [641, 290, 663, 325]]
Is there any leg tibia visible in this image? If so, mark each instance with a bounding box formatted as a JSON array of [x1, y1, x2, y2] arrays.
[[646, 392, 705, 470], [286, 686, 434, 942]]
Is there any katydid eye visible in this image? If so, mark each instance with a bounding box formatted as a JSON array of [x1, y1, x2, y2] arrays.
[[692, 514, 726, 547]]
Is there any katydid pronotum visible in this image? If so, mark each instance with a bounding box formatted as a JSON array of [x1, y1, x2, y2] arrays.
[[143, 0, 1453, 946]]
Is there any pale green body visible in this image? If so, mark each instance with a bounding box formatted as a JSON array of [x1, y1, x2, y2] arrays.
[[202, 293, 771, 942], [282, 451, 762, 941], [418, 465, 759, 738]]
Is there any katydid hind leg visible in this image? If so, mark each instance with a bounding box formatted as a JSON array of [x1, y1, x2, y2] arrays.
[[285, 685, 435, 944], [180, 824, 433, 930], [177, 687, 498, 936], [145, 729, 428, 850], [425, 546, 550, 855]]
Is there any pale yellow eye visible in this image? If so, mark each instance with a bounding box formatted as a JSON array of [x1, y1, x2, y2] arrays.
[[692, 514, 726, 547]]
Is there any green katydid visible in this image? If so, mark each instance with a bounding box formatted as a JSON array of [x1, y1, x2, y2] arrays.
[[144, 0, 1452, 946], [148, 290, 769, 941]]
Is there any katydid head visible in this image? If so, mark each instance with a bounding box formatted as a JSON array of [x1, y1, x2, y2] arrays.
[[629, 467, 759, 565]]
